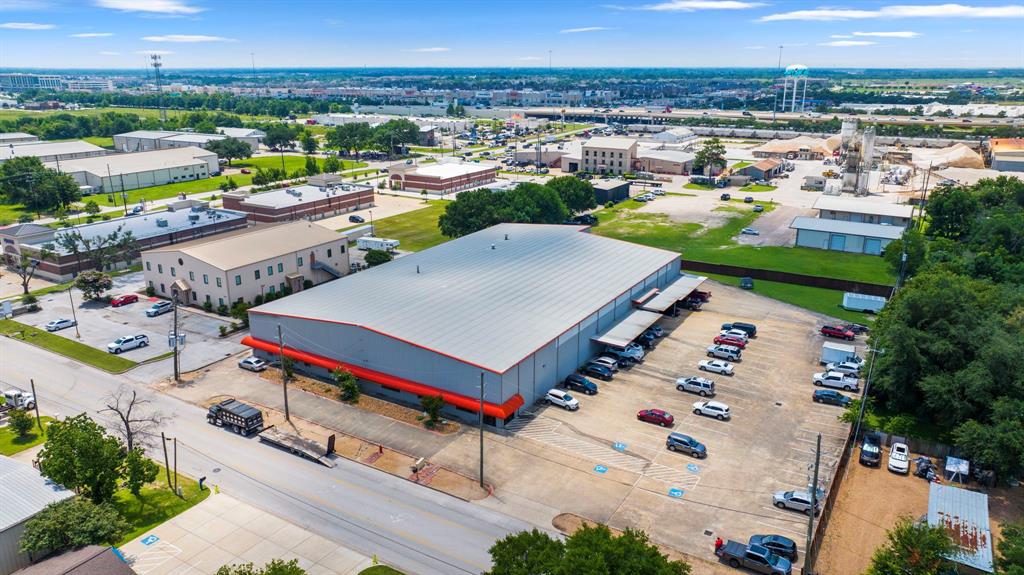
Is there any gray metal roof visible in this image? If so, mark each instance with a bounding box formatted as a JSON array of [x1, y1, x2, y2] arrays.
[[593, 309, 662, 348], [928, 483, 994, 573], [640, 273, 706, 312], [789, 216, 905, 240], [0, 455, 74, 533], [253, 223, 680, 373]]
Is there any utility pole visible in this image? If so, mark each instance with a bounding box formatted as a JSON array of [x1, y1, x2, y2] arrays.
[[805, 433, 822, 573], [478, 371, 485, 489], [172, 292, 180, 382], [772, 45, 783, 124], [29, 379, 41, 432], [160, 431, 172, 488], [853, 348, 883, 446], [67, 287, 80, 339], [278, 324, 290, 421], [173, 436, 178, 494]]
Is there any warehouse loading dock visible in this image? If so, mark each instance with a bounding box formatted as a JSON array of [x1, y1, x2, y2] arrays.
[[639, 273, 707, 312], [593, 309, 664, 348]]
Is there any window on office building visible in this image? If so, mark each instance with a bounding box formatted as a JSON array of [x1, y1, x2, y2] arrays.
[[267, 265, 273, 277], [234, 275, 241, 286], [216, 277, 222, 287], [157, 264, 163, 274], [340, 245, 346, 254], [203, 274, 208, 285], [218, 297, 224, 307], [297, 256, 304, 267], [146, 262, 151, 271], [279, 282, 285, 293], [268, 285, 275, 295], [277, 263, 283, 273], [254, 269, 260, 280], [189, 271, 195, 281], [170, 267, 176, 277]]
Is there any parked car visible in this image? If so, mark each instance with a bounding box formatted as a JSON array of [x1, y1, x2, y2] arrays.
[[706, 345, 741, 361], [145, 301, 173, 317], [888, 442, 910, 474], [741, 227, 760, 235], [713, 335, 746, 349], [544, 389, 580, 411], [676, 376, 716, 397], [699, 359, 734, 375], [812, 389, 851, 407], [842, 323, 871, 335], [600, 348, 636, 367], [110, 294, 139, 307], [744, 196, 754, 203], [825, 361, 861, 375], [580, 363, 614, 381], [753, 204, 764, 213], [692, 400, 731, 420], [637, 409, 674, 427], [563, 374, 598, 395], [238, 356, 268, 372], [691, 290, 712, 302], [45, 318, 76, 332], [720, 328, 749, 341], [645, 325, 665, 338], [772, 490, 819, 516], [748, 535, 798, 561], [588, 356, 620, 372], [240, 168, 252, 174], [635, 331, 658, 350], [107, 334, 149, 354], [722, 322, 757, 337], [666, 432, 706, 458], [860, 433, 882, 466], [820, 325, 855, 341], [348, 215, 365, 223], [813, 371, 859, 391], [606, 343, 645, 362], [720, 193, 731, 201], [716, 541, 791, 575]]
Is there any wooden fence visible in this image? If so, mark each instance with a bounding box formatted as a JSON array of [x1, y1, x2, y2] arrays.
[[680, 259, 894, 297]]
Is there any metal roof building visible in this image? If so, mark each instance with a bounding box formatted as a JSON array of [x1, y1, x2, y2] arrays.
[[791, 216, 904, 255], [243, 224, 700, 426], [928, 483, 994, 573], [1, 140, 107, 164], [0, 455, 75, 575]]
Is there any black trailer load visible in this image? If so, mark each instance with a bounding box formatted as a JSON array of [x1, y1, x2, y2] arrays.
[[207, 398, 264, 436]]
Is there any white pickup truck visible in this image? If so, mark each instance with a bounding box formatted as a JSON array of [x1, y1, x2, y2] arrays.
[[812, 371, 859, 391]]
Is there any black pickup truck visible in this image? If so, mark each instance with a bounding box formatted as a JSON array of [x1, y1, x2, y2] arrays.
[[716, 541, 792, 575], [207, 399, 264, 436]]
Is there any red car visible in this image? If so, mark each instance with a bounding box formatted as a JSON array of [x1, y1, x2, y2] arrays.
[[690, 290, 712, 303], [820, 325, 855, 341], [637, 409, 674, 427], [110, 294, 139, 307], [240, 168, 252, 174], [714, 335, 747, 349]]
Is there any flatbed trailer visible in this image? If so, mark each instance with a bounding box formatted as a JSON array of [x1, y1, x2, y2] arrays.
[[258, 426, 336, 468]]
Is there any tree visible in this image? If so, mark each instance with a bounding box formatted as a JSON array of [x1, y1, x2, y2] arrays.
[[299, 131, 318, 155], [326, 122, 373, 155], [486, 524, 690, 575], [545, 176, 596, 215], [37, 413, 125, 504], [364, 249, 393, 267], [332, 367, 359, 403], [84, 200, 100, 217], [20, 499, 129, 554], [997, 522, 1024, 575], [420, 395, 444, 428], [55, 230, 86, 273], [13, 244, 53, 294], [322, 155, 341, 173], [865, 516, 953, 575], [8, 408, 34, 438], [883, 228, 927, 279], [926, 185, 979, 240], [693, 137, 726, 176], [372, 119, 420, 154], [304, 155, 320, 176], [100, 385, 164, 451], [263, 124, 298, 150], [215, 559, 306, 575], [73, 270, 113, 300], [0, 157, 80, 214], [205, 137, 253, 166], [122, 446, 159, 497], [230, 301, 251, 326]]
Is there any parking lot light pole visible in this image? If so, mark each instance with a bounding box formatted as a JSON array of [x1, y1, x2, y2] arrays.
[[479, 371, 485, 489], [67, 287, 80, 339]]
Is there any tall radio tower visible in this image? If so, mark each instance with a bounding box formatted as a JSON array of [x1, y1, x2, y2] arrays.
[[150, 54, 167, 123]]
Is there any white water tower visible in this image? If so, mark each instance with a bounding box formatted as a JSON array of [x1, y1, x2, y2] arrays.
[[781, 64, 809, 113]]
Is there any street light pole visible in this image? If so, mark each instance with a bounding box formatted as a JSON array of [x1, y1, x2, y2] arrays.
[[67, 287, 80, 339], [478, 371, 485, 489]]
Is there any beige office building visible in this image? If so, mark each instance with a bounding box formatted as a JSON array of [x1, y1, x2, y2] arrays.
[[581, 136, 637, 175], [142, 221, 350, 309]]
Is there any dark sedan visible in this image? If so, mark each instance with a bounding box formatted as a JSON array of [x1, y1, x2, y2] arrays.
[[580, 363, 613, 381], [563, 374, 598, 395], [749, 534, 798, 560], [813, 389, 852, 407]]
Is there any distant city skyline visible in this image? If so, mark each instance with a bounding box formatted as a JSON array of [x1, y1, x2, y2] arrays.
[[0, 0, 1022, 69]]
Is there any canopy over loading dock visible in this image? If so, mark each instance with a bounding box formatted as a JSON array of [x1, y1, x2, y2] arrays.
[[592, 309, 664, 348], [640, 273, 707, 312]]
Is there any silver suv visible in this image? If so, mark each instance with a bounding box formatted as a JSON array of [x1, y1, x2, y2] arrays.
[[706, 344, 741, 361], [675, 376, 715, 397]]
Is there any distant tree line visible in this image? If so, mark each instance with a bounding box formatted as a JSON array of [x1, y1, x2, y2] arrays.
[[325, 118, 422, 155], [20, 90, 352, 118], [0, 109, 251, 141]]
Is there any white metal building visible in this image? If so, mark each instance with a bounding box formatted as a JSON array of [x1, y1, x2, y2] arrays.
[[0, 133, 39, 145], [113, 128, 264, 153], [0, 456, 75, 575], [790, 216, 903, 255], [812, 196, 916, 227], [50, 147, 219, 193], [1, 140, 107, 164]]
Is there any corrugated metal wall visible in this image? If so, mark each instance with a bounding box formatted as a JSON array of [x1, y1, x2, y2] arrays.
[[0, 523, 31, 575]]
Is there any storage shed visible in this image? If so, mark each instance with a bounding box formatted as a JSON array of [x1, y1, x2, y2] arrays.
[[0, 456, 75, 575]]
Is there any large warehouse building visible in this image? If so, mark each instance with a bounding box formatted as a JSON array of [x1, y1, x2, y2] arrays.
[[243, 224, 705, 426], [1, 140, 107, 164], [50, 146, 218, 193], [388, 160, 497, 195]]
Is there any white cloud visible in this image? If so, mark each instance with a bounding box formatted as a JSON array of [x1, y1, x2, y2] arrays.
[[406, 47, 451, 52], [71, 32, 114, 37], [142, 34, 234, 42], [852, 31, 920, 37], [559, 26, 613, 33], [819, 40, 877, 46], [830, 34, 853, 38], [0, 22, 55, 29], [761, 4, 1024, 22], [100, 51, 120, 55], [633, 0, 764, 10], [0, 1, 52, 10], [95, 0, 204, 15]]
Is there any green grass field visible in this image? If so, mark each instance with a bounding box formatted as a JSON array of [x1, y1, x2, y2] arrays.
[[365, 201, 450, 252], [592, 198, 894, 285], [683, 183, 716, 191], [0, 319, 137, 373], [359, 567, 406, 575], [0, 106, 277, 122], [730, 161, 752, 170], [0, 416, 54, 456], [699, 273, 875, 323], [113, 465, 211, 545], [739, 184, 777, 192]]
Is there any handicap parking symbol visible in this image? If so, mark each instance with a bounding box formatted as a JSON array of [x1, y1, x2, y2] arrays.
[[594, 465, 608, 474], [140, 534, 159, 546], [612, 442, 627, 451], [687, 463, 700, 473], [668, 488, 685, 498]]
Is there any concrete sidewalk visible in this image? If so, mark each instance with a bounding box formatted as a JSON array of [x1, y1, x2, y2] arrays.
[[120, 493, 374, 575]]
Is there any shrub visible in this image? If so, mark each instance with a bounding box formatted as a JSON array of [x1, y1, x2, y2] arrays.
[[364, 249, 393, 267], [8, 408, 34, 438], [420, 395, 444, 429], [219, 325, 227, 337], [21, 294, 38, 305], [302, 279, 313, 289], [216, 304, 228, 316], [253, 294, 264, 306], [333, 368, 360, 403], [605, 201, 614, 208], [202, 300, 213, 312], [100, 215, 110, 221], [145, 286, 156, 297]]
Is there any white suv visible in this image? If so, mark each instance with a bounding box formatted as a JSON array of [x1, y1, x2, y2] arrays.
[[107, 334, 150, 354], [544, 389, 580, 411], [692, 400, 731, 420]]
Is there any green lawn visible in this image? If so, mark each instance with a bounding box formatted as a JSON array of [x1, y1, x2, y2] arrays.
[[359, 567, 406, 575], [592, 199, 894, 285], [0, 202, 28, 225], [699, 273, 875, 324], [83, 136, 115, 148], [348, 201, 450, 252], [0, 319, 137, 373], [683, 183, 716, 191], [112, 465, 211, 545], [730, 161, 752, 170], [0, 416, 53, 456], [739, 184, 777, 192]]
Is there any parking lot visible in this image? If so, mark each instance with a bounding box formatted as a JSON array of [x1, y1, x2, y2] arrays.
[[23, 271, 245, 371], [471, 282, 855, 566]]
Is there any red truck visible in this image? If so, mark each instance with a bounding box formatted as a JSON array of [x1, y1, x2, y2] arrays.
[[820, 325, 855, 341]]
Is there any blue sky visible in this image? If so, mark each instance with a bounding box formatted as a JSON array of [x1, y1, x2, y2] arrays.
[[0, 0, 1022, 69]]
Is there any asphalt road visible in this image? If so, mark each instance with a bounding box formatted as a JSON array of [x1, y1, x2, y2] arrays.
[[0, 337, 536, 575]]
